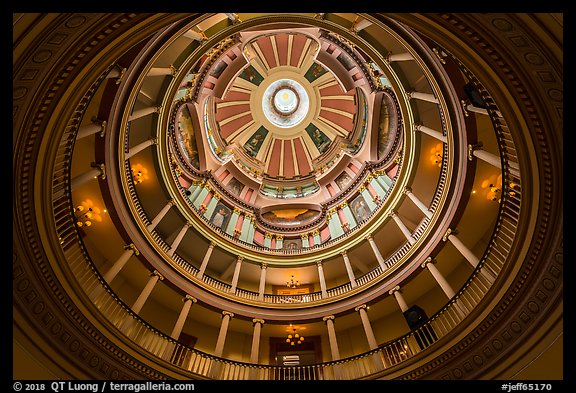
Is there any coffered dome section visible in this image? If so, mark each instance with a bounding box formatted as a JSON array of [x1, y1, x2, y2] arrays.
[[204, 28, 368, 187]]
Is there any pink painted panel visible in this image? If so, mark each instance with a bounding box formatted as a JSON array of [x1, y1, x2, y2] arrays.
[[319, 84, 345, 96], [290, 34, 307, 67], [275, 34, 289, 66], [283, 140, 295, 178], [267, 139, 282, 177], [215, 103, 251, 123], [293, 138, 311, 175], [256, 36, 277, 68], [219, 113, 253, 139], [319, 109, 354, 132]]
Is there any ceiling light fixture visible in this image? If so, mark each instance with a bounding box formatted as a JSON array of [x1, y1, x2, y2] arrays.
[[286, 275, 300, 288], [286, 327, 304, 346]]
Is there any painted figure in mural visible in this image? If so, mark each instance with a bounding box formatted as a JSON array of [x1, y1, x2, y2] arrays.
[[212, 205, 230, 229], [351, 197, 369, 222]]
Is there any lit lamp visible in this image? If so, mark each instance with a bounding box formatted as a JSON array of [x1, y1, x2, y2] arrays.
[[286, 327, 304, 346], [74, 199, 103, 227], [430, 143, 443, 167], [286, 275, 300, 288], [131, 163, 149, 184], [481, 174, 503, 203]]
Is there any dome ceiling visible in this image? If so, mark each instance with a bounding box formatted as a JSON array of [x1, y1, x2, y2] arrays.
[[168, 24, 404, 258]]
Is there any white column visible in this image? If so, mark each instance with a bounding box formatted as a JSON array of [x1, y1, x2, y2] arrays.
[[197, 242, 216, 279], [468, 144, 520, 176], [257, 264, 267, 301], [462, 100, 502, 118], [355, 304, 378, 349], [167, 222, 191, 257], [390, 212, 416, 245], [229, 256, 243, 293], [421, 258, 454, 298], [404, 187, 433, 219], [341, 251, 357, 288], [146, 200, 175, 231], [170, 295, 197, 340], [147, 66, 176, 77], [317, 261, 328, 298], [103, 244, 139, 283], [250, 319, 265, 364], [389, 285, 409, 313], [422, 257, 468, 317], [444, 229, 495, 283], [366, 234, 387, 271], [132, 270, 163, 314], [70, 163, 105, 192], [407, 91, 438, 104], [414, 123, 447, 143], [351, 17, 372, 32], [126, 137, 157, 159], [183, 28, 206, 41], [387, 52, 413, 62], [105, 64, 126, 83], [76, 118, 106, 140], [128, 105, 161, 122], [225, 13, 241, 23], [323, 315, 340, 360], [214, 311, 234, 357]]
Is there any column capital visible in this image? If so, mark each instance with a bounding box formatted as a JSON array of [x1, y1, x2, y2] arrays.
[[404, 186, 412, 194], [461, 99, 471, 117], [90, 162, 106, 180], [90, 116, 107, 137], [152, 270, 164, 281], [260, 263, 267, 269], [167, 199, 176, 207], [322, 315, 335, 322], [421, 256, 435, 269], [388, 285, 401, 295], [316, 260, 323, 267], [184, 221, 192, 228], [341, 250, 348, 258], [184, 294, 197, 303], [252, 318, 265, 325], [467, 142, 483, 161], [365, 233, 374, 242], [443, 228, 457, 242], [389, 211, 397, 218], [354, 304, 368, 313], [236, 255, 244, 263], [124, 243, 140, 256], [209, 241, 217, 249], [222, 311, 234, 319]]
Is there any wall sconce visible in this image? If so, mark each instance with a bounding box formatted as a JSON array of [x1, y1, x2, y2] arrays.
[[481, 174, 502, 203], [131, 163, 149, 184], [429, 143, 443, 167], [74, 199, 102, 227]]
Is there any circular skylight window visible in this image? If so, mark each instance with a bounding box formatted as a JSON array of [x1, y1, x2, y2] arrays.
[[262, 79, 309, 128]]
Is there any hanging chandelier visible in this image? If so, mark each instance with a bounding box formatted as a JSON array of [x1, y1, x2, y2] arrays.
[[286, 275, 300, 288], [286, 327, 304, 346]]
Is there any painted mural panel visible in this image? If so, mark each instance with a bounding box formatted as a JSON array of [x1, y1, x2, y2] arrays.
[[335, 172, 352, 190], [175, 104, 200, 169], [304, 62, 328, 82], [226, 177, 244, 197], [350, 193, 370, 223], [377, 93, 397, 160], [283, 238, 302, 250], [243, 126, 269, 157], [305, 123, 331, 154], [210, 202, 232, 230], [261, 208, 320, 227], [238, 65, 264, 86]]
